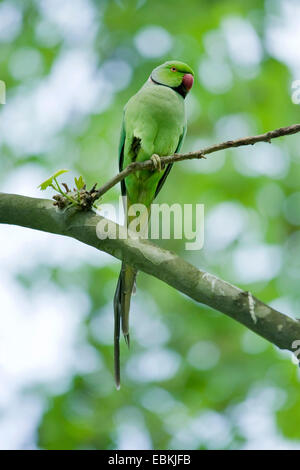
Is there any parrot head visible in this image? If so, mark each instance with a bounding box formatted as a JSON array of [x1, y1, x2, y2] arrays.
[[150, 60, 194, 97]]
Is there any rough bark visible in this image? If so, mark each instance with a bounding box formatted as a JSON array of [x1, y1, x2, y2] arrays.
[[1, 192, 299, 356]]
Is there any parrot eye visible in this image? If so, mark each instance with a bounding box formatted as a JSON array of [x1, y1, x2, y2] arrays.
[[171, 67, 177, 72]]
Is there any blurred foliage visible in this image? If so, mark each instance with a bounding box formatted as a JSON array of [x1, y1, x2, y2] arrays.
[[1, 0, 300, 450]]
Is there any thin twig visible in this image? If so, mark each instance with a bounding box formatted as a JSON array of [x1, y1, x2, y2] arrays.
[[95, 123, 300, 198]]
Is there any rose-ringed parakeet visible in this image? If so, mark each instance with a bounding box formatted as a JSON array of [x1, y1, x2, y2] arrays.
[[114, 60, 194, 388]]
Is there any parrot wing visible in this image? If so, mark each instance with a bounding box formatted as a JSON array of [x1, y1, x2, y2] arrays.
[[154, 124, 186, 198], [118, 114, 126, 197]]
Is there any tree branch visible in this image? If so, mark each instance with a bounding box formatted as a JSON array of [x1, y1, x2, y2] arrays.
[[95, 123, 300, 197], [1, 192, 299, 356]]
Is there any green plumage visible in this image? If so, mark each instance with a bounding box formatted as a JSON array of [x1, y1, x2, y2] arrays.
[[114, 60, 194, 388]]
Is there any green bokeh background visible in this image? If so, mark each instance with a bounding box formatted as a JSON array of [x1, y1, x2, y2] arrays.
[[1, 0, 300, 450]]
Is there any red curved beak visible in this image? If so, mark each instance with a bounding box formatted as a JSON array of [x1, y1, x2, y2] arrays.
[[182, 73, 194, 91]]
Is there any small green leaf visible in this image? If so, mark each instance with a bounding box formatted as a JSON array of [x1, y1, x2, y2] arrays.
[[75, 175, 85, 190], [38, 176, 54, 191], [53, 169, 69, 179], [38, 169, 69, 191]]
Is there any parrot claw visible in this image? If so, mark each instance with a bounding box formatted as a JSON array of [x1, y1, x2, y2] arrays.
[[151, 154, 162, 172]]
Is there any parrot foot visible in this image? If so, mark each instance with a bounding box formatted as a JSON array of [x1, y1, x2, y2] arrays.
[[151, 154, 162, 172]]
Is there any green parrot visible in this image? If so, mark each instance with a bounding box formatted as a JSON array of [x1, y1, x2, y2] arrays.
[[114, 60, 194, 388]]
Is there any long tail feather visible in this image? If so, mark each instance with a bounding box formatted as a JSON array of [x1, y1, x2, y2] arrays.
[[113, 275, 121, 390], [120, 263, 136, 341], [113, 262, 136, 388]]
